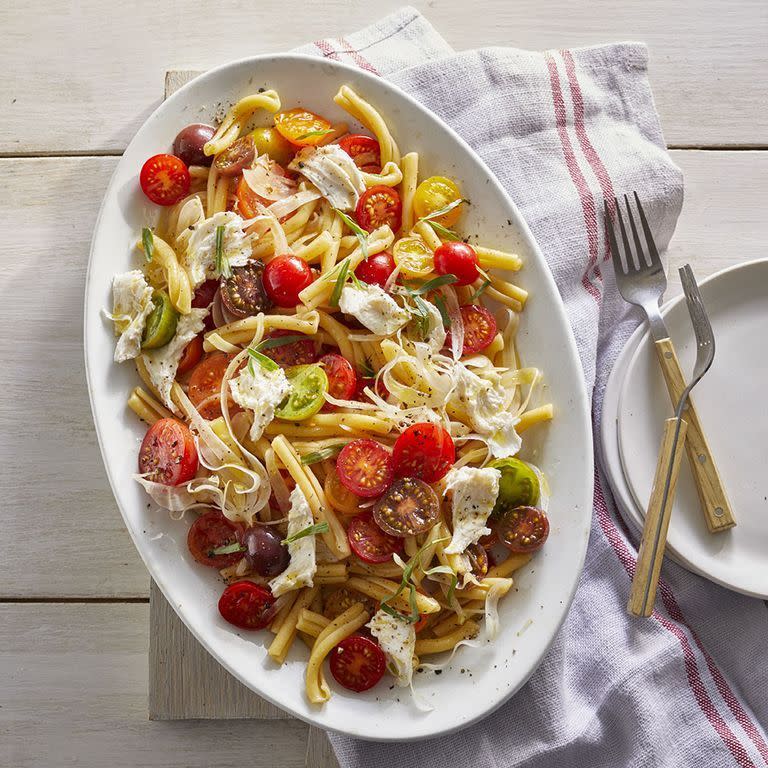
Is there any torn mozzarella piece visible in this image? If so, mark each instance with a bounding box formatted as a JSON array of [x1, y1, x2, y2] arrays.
[[141, 308, 208, 409], [289, 145, 365, 211], [339, 283, 410, 336], [269, 486, 316, 597], [443, 466, 501, 554], [453, 363, 522, 458], [176, 211, 253, 289], [242, 155, 297, 201], [110, 270, 155, 363], [367, 609, 416, 688], [422, 300, 447, 353], [228, 360, 290, 442]]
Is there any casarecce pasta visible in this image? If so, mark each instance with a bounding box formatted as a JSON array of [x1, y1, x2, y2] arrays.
[[107, 84, 554, 704]]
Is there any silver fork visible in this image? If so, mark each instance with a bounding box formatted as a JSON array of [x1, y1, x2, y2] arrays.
[[605, 194, 735, 533], [627, 266, 716, 616]]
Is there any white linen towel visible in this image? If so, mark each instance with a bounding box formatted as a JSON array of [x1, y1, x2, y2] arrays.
[[297, 9, 768, 767]]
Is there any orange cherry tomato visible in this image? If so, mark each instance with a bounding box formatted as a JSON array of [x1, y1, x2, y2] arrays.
[[177, 335, 204, 376]]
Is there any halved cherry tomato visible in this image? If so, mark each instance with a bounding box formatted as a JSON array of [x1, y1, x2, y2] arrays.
[[355, 186, 402, 233], [339, 134, 381, 169], [466, 542, 489, 578], [348, 512, 404, 563], [274, 108, 332, 147], [324, 587, 377, 621], [192, 279, 219, 309], [188, 353, 232, 420], [496, 506, 550, 553], [356, 375, 388, 402], [413, 176, 463, 226], [392, 422, 455, 483], [319, 353, 357, 411], [354, 251, 396, 288], [218, 581, 276, 630], [447, 305, 497, 356], [177, 334, 204, 376], [263, 254, 314, 307], [433, 242, 479, 286], [187, 510, 243, 567], [325, 469, 361, 516], [392, 237, 433, 278], [214, 136, 255, 177], [261, 329, 317, 368], [373, 477, 440, 537], [220, 261, 271, 318], [275, 364, 328, 421], [139, 154, 191, 206], [336, 439, 394, 498], [250, 126, 296, 166], [138, 418, 198, 485], [329, 634, 386, 692]]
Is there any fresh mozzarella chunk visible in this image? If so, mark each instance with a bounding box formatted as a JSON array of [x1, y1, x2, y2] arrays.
[[453, 363, 522, 458], [339, 283, 410, 336], [443, 466, 501, 554], [228, 360, 291, 442], [288, 145, 365, 211], [367, 609, 416, 688], [141, 308, 208, 409], [110, 270, 155, 363], [176, 211, 253, 289], [422, 300, 447, 353], [269, 486, 316, 597]]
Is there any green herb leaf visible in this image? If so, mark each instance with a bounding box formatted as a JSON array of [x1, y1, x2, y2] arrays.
[[434, 294, 451, 329], [255, 334, 307, 352], [358, 359, 375, 379], [282, 521, 329, 545], [427, 220, 461, 241], [333, 208, 369, 259], [379, 602, 410, 623], [446, 574, 458, 605], [247, 346, 279, 374], [416, 197, 468, 224], [406, 583, 420, 623], [329, 259, 350, 308], [142, 228, 154, 263], [410, 295, 432, 340], [423, 565, 455, 578], [295, 129, 334, 141], [215, 224, 231, 278], [350, 270, 365, 290], [211, 542, 246, 556], [406, 274, 458, 296], [469, 279, 491, 302], [300, 444, 346, 465]]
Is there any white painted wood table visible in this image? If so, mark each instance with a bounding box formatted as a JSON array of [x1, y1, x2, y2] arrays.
[[1, 1, 766, 766]]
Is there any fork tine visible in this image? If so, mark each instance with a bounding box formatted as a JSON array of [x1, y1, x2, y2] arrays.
[[679, 265, 716, 378], [633, 192, 662, 268], [625, 194, 648, 268], [614, 196, 638, 271], [604, 200, 626, 275]]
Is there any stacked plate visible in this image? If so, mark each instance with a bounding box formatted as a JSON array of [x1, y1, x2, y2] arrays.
[[601, 259, 768, 599]]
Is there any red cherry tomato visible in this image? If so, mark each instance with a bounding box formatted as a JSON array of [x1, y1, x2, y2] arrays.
[[263, 254, 314, 307], [336, 439, 394, 498], [447, 305, 497, 356], [355, 186, 402, 233], [138, 418, 198, 485], [262, 329, 317, 368], [392, 422, 455, 483], [319, 353, 357, 411], [347, 512, 404, 564], [339, 135, 381, 170], [177, 334, 204, 376], [354, 251, 396, 288], [433, 242, 479, 287], [187, 510, 243, 567], [496, 506, 550, 553], [192, 279, 219, 309], [188, 352, 233, 420], [218, 581, 276, 630], [329, 634, 387, 692], [139, 154, 191, 206], [356, 376, 388, 403]]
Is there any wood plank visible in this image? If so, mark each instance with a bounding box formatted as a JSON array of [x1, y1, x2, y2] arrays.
[[1, 0, 766, 153], [0, 149, 765, 599], [0, 603, 310, 768]]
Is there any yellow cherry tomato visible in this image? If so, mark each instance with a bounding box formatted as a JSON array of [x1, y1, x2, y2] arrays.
[[412, 176, 463, 226], [324, 469, 361, 515], [250, 126, 295, 166], [274, 108, 332, 147], [393, 237, 434, 278]]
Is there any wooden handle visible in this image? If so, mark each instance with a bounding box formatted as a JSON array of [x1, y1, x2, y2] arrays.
[[628, 417, 689, 617], [653, 338, 735, 533]]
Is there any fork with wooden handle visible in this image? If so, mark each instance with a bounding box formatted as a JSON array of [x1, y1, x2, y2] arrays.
[[605, 194, 735, 533], [627, 266, 715, 617]]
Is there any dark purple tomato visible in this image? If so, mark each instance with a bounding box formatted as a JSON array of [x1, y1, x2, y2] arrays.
[[173, 123, 216, 167], [242, 525, 290, 577]]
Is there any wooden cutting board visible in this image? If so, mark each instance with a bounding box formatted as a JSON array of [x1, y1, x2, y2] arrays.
[[148, 70, 339, 768]]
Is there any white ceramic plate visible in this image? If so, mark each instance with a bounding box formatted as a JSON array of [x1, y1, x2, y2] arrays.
[[84, 54, 592, 741], [603, 259, 768, 598]]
